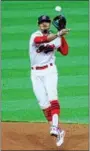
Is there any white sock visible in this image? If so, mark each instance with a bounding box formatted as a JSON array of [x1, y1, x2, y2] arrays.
[[52, 114, 59, 128]]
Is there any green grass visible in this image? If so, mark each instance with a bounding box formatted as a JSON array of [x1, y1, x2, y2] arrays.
[[1, 1, 88, 124]]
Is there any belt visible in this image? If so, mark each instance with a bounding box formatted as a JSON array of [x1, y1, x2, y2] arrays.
[[31, 63, 53, 70]]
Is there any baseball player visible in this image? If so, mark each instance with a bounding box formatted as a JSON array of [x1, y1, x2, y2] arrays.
[[29, 15, 70, 147]]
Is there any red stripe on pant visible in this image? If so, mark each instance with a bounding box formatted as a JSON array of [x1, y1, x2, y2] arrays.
[[50, 100, 60, 115], [42, 100, 60, 122], [43, 106, 52, 122]]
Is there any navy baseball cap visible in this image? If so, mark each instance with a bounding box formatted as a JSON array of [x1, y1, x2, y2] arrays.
[[38, 15, 51, 24]]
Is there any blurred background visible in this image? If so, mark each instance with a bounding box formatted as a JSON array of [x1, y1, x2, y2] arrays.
[[1, 1, 88, 123]]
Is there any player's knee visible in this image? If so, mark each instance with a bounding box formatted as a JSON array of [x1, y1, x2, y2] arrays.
[[39, 102, 51, 110], [48, 90, 58, 101]]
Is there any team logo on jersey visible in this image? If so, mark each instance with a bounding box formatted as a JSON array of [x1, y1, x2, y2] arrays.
[[36, 44, 55, 54]]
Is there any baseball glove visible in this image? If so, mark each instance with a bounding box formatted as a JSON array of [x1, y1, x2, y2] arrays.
[[52, 15, 66, 31]]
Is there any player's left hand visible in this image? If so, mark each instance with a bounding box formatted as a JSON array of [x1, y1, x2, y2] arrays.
[[57, 28, 70, 37]]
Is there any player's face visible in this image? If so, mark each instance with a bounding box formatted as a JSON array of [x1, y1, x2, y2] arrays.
[[39, 22, 51, 31]]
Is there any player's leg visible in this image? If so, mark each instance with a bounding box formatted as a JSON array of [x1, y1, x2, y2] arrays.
[[44, 65, 60, 133], [31, 74, 52, 123], [44, 65, 65, 146]]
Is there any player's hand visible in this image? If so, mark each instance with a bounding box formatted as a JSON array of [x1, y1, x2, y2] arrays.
[[57, 29, 70, 37]]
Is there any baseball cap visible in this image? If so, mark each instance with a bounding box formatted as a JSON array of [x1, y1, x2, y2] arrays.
[[38, 15, 51, 24]]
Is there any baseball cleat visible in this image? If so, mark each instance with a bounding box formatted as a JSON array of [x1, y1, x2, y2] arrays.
[[56, 129, 65, 147], [50, 126, 58, 137]]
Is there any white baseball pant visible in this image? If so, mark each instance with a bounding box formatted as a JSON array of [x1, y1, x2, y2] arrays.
[[31, 64, 58, 109]]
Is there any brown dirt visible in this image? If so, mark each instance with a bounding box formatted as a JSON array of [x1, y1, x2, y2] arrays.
[[1, 122, 88, 150]]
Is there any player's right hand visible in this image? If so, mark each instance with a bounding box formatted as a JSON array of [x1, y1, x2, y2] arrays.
[[57, 29, 70, 37]]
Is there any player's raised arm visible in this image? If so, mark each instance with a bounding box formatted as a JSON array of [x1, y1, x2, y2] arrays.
[[34, 28, 70, 44], [47, 28, 70, 42], [52, 14, 70, 55], [34, 34, 58, 44]]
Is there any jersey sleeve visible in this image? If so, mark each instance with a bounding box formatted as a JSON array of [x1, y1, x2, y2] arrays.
[[34, 35, 48, 44], [30, 32, 48, 45], [57, 37, 69, 55]]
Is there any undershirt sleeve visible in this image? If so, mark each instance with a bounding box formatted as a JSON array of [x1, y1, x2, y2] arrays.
[[34, 36, 48, 44], [57, 37, 69, 55]]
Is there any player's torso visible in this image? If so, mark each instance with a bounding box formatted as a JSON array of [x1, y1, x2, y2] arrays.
[[29, 30, 61, 67]]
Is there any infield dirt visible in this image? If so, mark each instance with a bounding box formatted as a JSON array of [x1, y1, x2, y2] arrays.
[[2, 122, 88, 150]]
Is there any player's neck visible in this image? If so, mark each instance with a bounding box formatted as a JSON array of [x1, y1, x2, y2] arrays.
[[40, 29, 50, 35]]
